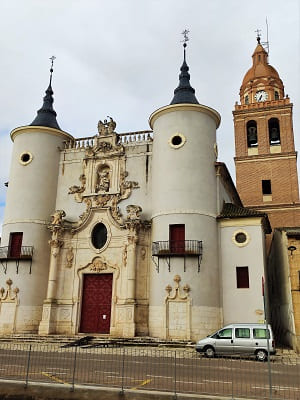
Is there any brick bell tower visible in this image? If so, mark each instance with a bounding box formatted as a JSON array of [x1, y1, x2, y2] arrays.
[[233, 36, 300, 246]]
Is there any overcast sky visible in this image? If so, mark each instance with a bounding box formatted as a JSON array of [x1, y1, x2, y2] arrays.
[[0, 0, 299, 234]]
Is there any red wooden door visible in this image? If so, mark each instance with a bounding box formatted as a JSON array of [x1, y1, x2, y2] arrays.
[[80, 274, 113, 334], [169, 224, 185, 253], [9, 232, 23, 258]]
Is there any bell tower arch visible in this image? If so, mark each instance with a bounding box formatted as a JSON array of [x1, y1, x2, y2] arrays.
[[233, 37, 300, 246]]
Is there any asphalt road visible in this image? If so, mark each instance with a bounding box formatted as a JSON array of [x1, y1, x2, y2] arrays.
[[0, 346, 299, 400]]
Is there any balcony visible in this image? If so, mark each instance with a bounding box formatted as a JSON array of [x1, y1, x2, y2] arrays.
[[152, 240, 203, 272], [0, 246, 34, 273]]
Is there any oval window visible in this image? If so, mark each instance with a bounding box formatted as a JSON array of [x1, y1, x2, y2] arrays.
[[91, 223, 107, 249]]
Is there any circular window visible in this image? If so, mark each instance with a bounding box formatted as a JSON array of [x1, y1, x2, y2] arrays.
[[171, 135, 182, 146], [91, 223, 108, 249], [232, 230, 250, 247], [168, 133, 186, 149], [19, 152, 33, 165], [235, 232, 247, 243]]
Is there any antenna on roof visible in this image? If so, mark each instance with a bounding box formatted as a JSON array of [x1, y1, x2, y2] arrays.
[[261, 18, 270, 55]]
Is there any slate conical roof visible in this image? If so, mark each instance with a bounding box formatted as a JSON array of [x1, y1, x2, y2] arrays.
[[170, 44, 199, 105]]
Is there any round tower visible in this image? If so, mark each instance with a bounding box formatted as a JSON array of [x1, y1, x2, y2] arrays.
[[149, 42, 221, 340], [0, 63, 73, 333]]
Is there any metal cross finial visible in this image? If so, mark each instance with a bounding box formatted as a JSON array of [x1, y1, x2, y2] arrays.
[[181, 29, 189, 61], [49, 56, 56, 71], [255, 29, 261, 43], [49, 56, 56, 85]]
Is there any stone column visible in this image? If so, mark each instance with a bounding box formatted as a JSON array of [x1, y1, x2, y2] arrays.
[[46, 236, 63, 300], [126, 232, 138, 301], [39, 210, 65, 335]]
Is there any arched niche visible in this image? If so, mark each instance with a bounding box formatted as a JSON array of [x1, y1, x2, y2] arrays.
[[246, 120, 258, 148], [268, 118, 281, 145]]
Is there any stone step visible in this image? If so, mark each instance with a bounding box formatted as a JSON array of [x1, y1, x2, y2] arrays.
[[0, 334, 194, 348]]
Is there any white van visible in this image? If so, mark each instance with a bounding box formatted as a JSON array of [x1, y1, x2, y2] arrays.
[[195, 323, 276, 361]]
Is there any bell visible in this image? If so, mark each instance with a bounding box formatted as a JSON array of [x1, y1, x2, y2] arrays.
[[270, 127, 280, 142], [247, 126, 257, 145]]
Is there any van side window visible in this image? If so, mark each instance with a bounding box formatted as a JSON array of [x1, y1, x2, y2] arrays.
[[218, 328, 232, 339], [235, 328, 250, 338], [253, 328, 270, 339]]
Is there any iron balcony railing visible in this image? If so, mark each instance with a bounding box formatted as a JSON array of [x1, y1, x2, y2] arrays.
[[152, 240, 203, 257], [0, 246, 34, 260]]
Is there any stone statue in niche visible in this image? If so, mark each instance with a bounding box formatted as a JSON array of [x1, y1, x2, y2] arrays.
[[96, 166, 110, 193]]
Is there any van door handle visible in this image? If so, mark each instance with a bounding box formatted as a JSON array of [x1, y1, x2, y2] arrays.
[[231, 339, 233, 344]]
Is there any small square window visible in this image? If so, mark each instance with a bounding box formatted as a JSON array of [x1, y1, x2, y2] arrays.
[[236, 266, 249, 288], [262, 180, 272, 195]]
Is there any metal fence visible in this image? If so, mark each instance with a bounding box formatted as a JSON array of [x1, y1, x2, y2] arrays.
[[0, 343, 299, 399]]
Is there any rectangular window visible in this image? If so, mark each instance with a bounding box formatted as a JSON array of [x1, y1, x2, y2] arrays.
[[253, 328, 270, 339], [169, 224, 185, 253], [262, 180, 272, 195], [235, 328, 250, 338], [274, 91, 279, 100], [9, 232, 23, 258], [236, 266, 249, 288]]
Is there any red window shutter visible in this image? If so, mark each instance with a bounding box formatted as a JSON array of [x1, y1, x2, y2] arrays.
[[236, 266, 249, 288], [9, 232, 23, 258]]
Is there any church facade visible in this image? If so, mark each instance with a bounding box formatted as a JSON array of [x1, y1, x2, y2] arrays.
[[0, 40, 280, 340]]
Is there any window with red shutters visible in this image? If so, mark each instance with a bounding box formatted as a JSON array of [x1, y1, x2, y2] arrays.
[[236, 266, 249, 288], [9, 232, 23, 258], [169, 224, 185, 253]]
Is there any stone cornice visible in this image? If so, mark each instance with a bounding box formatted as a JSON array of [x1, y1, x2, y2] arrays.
[[149, 103, 221, 129], [10, 125, 74, 142]]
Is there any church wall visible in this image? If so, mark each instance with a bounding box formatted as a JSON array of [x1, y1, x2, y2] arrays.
[[217, 178, 238, 213], [220, 218, 266, 325], [268, 230, 298, 349], [54, 148, 86, 221], [118, 143, 152, 219]]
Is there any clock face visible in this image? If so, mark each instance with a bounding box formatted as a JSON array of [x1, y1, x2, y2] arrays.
[[255, 90, 268, 102]]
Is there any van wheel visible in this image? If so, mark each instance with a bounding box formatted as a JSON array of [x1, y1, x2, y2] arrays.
[[256, 350, 267, 362], [204, 346, 215, 358]]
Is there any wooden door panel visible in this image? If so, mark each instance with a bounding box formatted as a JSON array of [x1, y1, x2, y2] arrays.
[[80, 274, 113, 333]]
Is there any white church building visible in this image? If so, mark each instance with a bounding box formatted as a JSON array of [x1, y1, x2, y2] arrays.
[[0, 43, 270, 340]]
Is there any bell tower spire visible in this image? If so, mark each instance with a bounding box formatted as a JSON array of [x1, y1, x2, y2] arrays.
[[170, 30, 199, 105], [30, 56, 61, 130], [233, 38, 300, 249]]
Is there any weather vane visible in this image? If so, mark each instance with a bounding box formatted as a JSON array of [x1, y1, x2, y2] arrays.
[[49, 55, 56, 84], [181, 29, 190, 46], [181, 29, 189, 61], [255, 29, 261, 43]]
